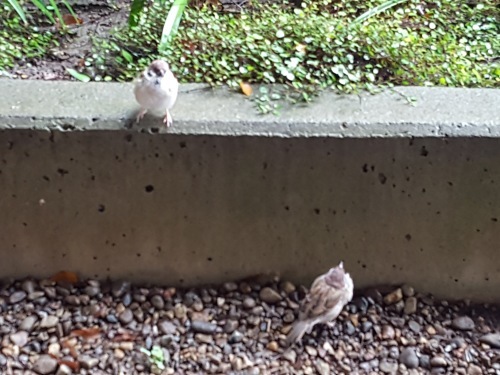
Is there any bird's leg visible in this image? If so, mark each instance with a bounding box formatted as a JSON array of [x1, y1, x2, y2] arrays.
[[136, 108, 147, 124], [163, 109, 173, 127]]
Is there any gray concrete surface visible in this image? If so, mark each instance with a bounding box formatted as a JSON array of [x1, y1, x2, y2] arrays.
[[0, 79, 500, 302]]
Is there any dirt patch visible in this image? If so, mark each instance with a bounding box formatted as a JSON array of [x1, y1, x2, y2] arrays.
[[7, 0, 129, 81]]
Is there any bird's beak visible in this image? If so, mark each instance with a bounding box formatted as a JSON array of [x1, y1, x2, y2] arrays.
[[338, 261, 344, 268]]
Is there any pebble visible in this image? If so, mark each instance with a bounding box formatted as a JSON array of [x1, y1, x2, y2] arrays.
[[55, 364, 72, 375], [40, 315, 59, 328], [22, 280, 36, 294], [79, 354, 99, 369], [467, 364, 482, 375], [10, 331, 29, 347], [479, 333, 500, 348], [243, 297, 256, 309], [402, 284, 415, 297], [159, 320, 176, 335], [9, 291, 27, 304], [399, 347, 419, 368], [379, 359, 398, 373], [191, 320, 217, 334], [33, 355, 58, 374], [151, 295, 165, 310], [223, 282, 238, 292], [266, 341, 279, 352], [118, 308, 134, 324], [452, 316, 475, 331], [0, 277, 496, 375], [431, 356, 448, 367], [408, 320, 421, 333], [259, 287, 282, 304], [404, 296, 418, 314], [280, 281, 296, 294], [383, 288, 403, 305], [382, 325, 395, 339]]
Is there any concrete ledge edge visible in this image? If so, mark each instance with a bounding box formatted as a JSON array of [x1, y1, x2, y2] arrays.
[[0, 79, 499, 138]]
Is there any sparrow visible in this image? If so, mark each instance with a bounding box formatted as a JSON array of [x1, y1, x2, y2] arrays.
[[134, 59, 179, 127], [285, 261, 354, 346]]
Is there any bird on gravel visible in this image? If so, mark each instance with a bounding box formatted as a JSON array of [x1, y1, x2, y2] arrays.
[[134, 59, 179, 127], [286, 261, 354, 346]]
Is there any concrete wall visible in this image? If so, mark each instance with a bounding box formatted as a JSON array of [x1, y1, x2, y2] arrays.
[[1, 80, 499, 301]]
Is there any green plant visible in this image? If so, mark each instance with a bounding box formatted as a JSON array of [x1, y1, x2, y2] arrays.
[[3, 0, 77, 26], [0, 4, 57, 71], [140, 345, 166, 371], [129, 0, 188, 52], [352, 0, 409, 25]]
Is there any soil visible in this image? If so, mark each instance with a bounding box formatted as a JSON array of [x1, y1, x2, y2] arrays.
[[6, 0, 130, 81]]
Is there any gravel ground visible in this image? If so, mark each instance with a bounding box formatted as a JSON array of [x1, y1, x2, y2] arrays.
[[0, 275, 499, 375]]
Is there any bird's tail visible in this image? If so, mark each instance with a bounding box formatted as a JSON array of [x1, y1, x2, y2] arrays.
[[285, 321, 309, 347]]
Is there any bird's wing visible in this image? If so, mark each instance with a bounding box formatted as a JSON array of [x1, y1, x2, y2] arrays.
[[298, 278, 345, 321]]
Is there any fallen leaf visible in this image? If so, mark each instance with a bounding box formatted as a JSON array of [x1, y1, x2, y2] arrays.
[[50, 271, 78, 284], [112, 332, 138, 342], [61, 14, 83, 25], [58, 359, 80, 372], [240, 81, 253, 96], [70, 327, 101, 339], [61, 339, 79, 358]]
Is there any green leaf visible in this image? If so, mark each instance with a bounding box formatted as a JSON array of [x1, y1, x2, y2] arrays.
[[30, 0, 56, 24], [129, 0, 146, 28], [65, 68, 91, 82], [6, 0, 27, 24], [352, 0, 409, 26], [158, 0, 188, 52], [121, 50, 133, 63], [47, 0, 64, 27]]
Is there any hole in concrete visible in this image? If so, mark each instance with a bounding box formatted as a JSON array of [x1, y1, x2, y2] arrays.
[[124, 134, 133, 142], [57, 168, 69, 176], [179, 142, 187, 148], [122, 233, 127, 238], [378, 173, 387, 184], [448, 181, 453, 187], [179, 278, 184, 283], [62, 253, 66, 258], [93, 256, 98, 260], [263, 162, 268, 170], [420, 146, 428, 156], [284, 206, 290, 211], [207, 257, 213, 262], [145, 185, 154, 193], [362, 264, 367, 269], [98, 204, 106, 213], [362, 164, 368, 173], [91, 175, 96, 181], [22, 222, 27, 227], [157, 247, 162, 253], [405, 234, 412, 241], [314, 208, 320, 215], [491, 218, 498, 222], [136, 253, 141, 257]]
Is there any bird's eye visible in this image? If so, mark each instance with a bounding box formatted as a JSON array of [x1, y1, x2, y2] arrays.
[[146, 71, 153, 78]]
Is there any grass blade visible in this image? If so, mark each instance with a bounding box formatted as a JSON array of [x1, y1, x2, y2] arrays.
[[66, 68, 91, 82], [352, 0, 408, 25], [129, 0, 146, 27], [158, 0, 188, 52], [47, 0, 65, 26], [6, 0, 28, 24], [30, 0, 56, 24]]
